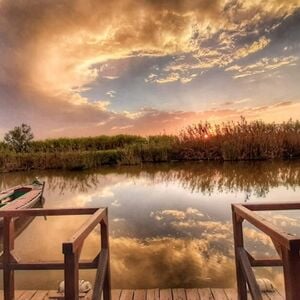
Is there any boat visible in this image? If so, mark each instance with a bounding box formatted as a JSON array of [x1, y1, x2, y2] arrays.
[[0, 194, 45, 241], [0, 179, 45, 212]]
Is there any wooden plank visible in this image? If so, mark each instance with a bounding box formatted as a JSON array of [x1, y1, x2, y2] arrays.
[[185, 289, 200, 300], [64, 251, 79, 299], [15, 291, 26, 299], [210, 289, 227, 300], [134, 290, 146, 300], [112, 290, 122, 300], [160, 289, 172, 300], [0, 207, 99, 218], [120, 290, 134, 300], [267, 291, 284, 300], [4, 260, 97, 270], [262, 292, 271, 300], [63, 208, 106, 253], [146, 289, 159, 300], [47, 290, 87, 298], [223, 289, 237, 300], [0, 289, 285, 300], [100, 219, 111, 300], [247, 251, 282, 267], [172, 289, 186, 300], [31, 290, 48, 300], [233, 204, 299, 249], [3, 218, 15, 300], [197, 289, 213, 300], [281, 246, 300, 299], [237, 248, 262, 300], [244, 202, 300, 211], [91, 249, 108, 300], [232, 209, 247, 299], [17, 290, 37, 300]]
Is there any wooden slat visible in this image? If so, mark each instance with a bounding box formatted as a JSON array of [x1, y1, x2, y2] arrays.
[[0, 207, 99, 217], [146, 289, 159, 300], [244, 202, 300, 211], [160, 289, 172, 300], [112, 290, 122, 300], [0, 289, 285, 300], [134, 290, 146, 300], [172, 289, 186, 300], [3, 217, 15, 300], [223, 289, 237, 300], [237, 248, 262, 300], [247, 250, 282, 267], [262, 292, 271, 300], [63, 208, 107, 253], [249, 257, 282, 267], [1, 259, 97, 270], [197, 289, 213, 300], [92, 249, 109, 300], [30, 290, 48, 300], [120, 290, 134, 300], [17, 290, 37, 300], [100, 219, 111, 300], [47, 290, 87, 298], [267, 290, 284, 300], [210, 289, 227, 300], [233, 204, 299, 249], [185, 289, 200, 300], [63, 208, 106, 253], [15, 290, 26, 299]]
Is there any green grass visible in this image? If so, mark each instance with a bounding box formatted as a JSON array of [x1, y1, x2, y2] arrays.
[[1, 119, 300, 172]]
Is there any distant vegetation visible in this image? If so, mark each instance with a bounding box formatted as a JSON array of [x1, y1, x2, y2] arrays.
[[0, 118, 300, 172]]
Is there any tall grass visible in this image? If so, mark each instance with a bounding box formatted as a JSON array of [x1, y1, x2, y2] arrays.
[[30, 135, 147, 152], [178, 118, 300, 160], [0, 119, 299, 172], [0, 134, 176, 171]]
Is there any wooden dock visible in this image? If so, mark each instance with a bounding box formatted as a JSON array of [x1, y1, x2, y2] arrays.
[[0, 288, 285, 300]]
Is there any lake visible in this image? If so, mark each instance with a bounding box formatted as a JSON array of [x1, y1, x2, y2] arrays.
[[0, 161, 300, 290]]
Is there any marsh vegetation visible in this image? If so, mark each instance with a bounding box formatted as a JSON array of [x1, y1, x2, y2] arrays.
[[0, 118, 299, 171]]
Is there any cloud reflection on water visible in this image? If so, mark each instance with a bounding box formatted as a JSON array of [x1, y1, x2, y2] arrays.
[[0, 161, 299, 289]]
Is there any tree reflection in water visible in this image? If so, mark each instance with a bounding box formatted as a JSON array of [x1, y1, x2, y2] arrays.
[[0, 161, 299, 289]]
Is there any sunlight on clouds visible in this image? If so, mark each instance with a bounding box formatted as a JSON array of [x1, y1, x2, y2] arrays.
[[0, 0, 300, 136], [226, 56, 299, 79], [146, 36, 270, 84], [1, 0, 296, 96]]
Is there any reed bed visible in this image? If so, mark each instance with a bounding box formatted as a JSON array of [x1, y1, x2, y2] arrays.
[[0, 119, 299, 172], [178, 118, 300, 160]]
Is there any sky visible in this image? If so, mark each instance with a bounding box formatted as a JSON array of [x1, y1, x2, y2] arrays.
[[0, 0, 300, 139]]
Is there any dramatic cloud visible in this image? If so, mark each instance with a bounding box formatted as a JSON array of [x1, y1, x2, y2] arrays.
[[226, 56, 299, 79], [0, 0, 300, 137]]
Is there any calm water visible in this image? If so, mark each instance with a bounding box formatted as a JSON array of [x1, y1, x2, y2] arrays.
[[0, 161, 300, 290]]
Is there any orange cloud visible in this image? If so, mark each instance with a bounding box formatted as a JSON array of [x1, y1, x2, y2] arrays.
[[0, 0, 300, 137]]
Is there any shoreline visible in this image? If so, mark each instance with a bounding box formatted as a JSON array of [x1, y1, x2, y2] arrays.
[[0, 150, 299, 173]]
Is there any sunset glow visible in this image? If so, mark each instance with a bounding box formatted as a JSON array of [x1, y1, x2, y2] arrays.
[[0, 0, 300, 138]]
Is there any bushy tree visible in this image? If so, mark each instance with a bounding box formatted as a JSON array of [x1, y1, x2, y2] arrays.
[[4, 124, 34, 152]]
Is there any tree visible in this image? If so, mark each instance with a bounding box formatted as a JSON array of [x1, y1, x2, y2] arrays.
[[4, 124, 34, 152]]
